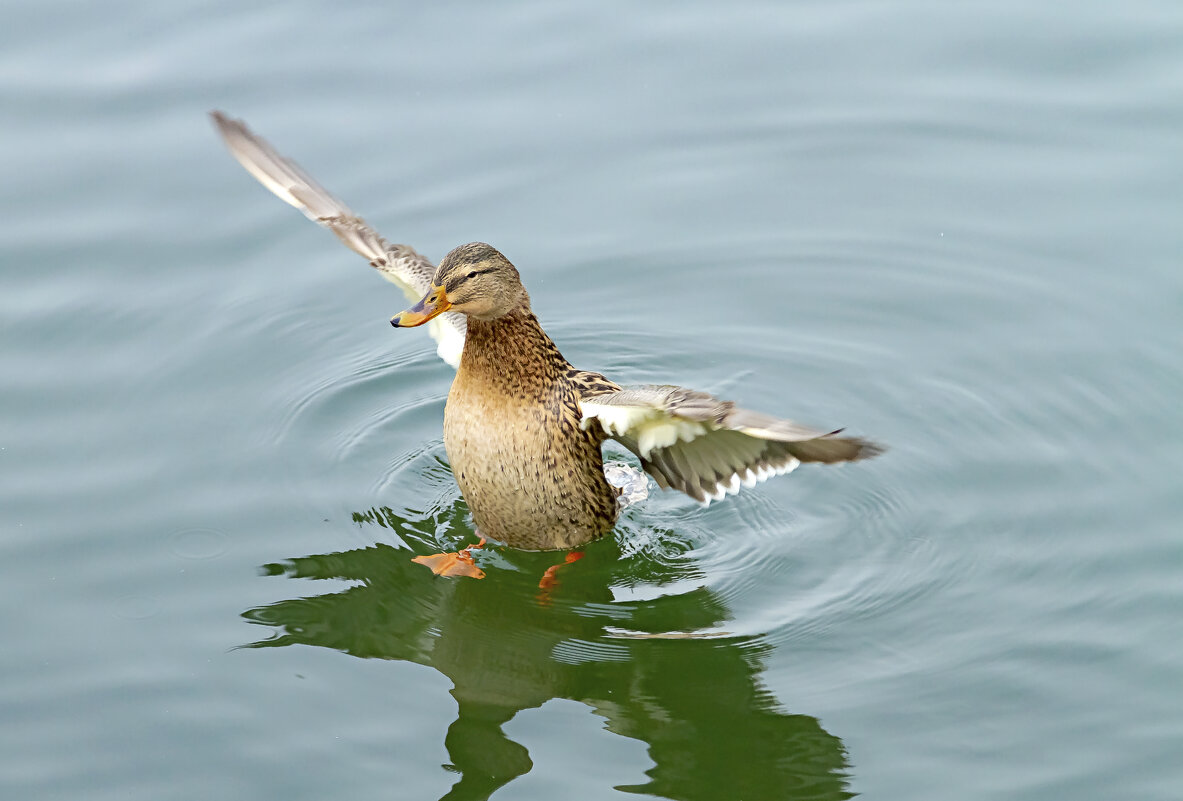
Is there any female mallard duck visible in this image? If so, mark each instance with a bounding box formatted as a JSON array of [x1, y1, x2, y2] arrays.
[[211, 112, 882, 555]]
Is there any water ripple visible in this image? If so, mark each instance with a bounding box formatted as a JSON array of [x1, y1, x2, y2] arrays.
[[246, 222, 1156, 664]]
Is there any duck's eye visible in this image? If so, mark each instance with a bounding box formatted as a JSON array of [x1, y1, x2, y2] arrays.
[[466, 271, 477, 280]]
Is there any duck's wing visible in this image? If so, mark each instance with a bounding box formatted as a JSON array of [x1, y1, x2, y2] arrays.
[[578, 383, 882, 504], [210, 111, 466, 368]]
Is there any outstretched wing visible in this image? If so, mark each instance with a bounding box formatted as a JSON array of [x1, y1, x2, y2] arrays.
[[210, 111, 466, 367], [579, 384, 881, 503]]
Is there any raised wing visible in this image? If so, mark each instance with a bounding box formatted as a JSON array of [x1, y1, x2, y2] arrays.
[[210, 111, 466, 367], [580, 384, 881, 503]]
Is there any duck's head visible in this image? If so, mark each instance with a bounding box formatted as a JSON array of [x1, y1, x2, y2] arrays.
[[391, 242, 525, 327]]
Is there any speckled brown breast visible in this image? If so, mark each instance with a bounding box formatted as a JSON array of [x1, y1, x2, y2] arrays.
[[442, 308, 619, 550]]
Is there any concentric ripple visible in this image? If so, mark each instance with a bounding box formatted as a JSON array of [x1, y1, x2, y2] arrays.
[[254, 227, 1156, 662]]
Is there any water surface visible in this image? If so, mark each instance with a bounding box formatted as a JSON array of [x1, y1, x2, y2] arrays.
[[2, 1, 1181, 799]]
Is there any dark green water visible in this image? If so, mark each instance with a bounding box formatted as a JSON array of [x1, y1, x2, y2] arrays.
[[3, 2, 1181, 799]]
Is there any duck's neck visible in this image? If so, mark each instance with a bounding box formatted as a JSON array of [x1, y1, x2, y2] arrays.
[[457, 302, 571, 395]]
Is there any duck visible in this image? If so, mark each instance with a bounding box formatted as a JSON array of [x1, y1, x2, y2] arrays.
[[210, 111, 882, 561]]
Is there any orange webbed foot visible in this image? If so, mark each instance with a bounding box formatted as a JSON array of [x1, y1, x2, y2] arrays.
[[412, 537, 488, 579]]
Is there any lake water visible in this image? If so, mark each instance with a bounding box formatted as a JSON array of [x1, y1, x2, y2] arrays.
[[2, 1, 1181, 799]]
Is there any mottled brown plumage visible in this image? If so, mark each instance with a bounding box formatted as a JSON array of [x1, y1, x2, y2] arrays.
[[444, 301, 620, 549], [388, 242, 619, 548]]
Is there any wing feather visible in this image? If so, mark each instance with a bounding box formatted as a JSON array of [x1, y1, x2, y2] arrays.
[[580, 384, 881, 505], [210, 111, 466, 367]]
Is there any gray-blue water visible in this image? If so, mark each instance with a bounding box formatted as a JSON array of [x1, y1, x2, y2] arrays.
[[3, 2, 1181, 799]]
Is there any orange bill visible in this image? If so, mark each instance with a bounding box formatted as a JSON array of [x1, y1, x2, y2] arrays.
[[391, 284, 451, 328]]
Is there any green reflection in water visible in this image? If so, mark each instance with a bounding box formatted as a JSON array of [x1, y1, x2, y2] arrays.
[[243, 506, 853, 801]]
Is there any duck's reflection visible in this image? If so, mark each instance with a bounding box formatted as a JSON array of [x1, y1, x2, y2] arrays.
[[242, 506, 852, 801]]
